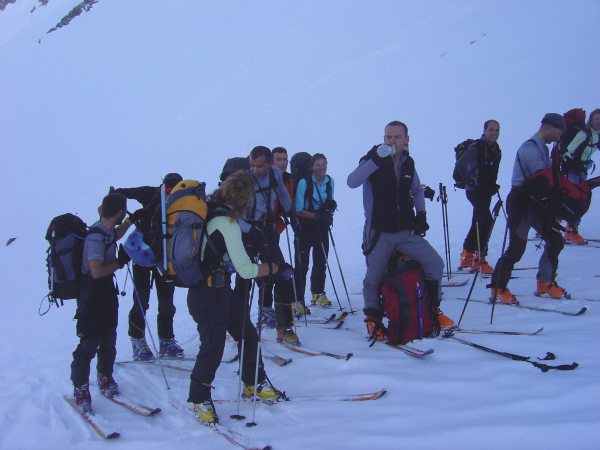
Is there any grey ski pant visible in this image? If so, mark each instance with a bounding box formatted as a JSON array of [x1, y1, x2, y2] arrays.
[[362, 229, 444, 310]]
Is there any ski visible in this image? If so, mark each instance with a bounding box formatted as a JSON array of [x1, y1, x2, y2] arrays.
[[306, 311, 348, 324], [565, 241, 600, 248], [100, 392, 161, 416], [443, 332, 578, 372], [278, 341, 353, 360], [214, 388, 387, 404], [534, 290, 571, 300], [385, 342, 434, 358], [329, 320, 345, 330], [305, 313, 336, 324], [63, 394, 120, 439], [454, 326, 544, 336], [264, 354, 292, 366], [442, 279, 468, 287], [455, 297, 587, 316], [170, 400, 271, 450], [116, 359, 192, 372]]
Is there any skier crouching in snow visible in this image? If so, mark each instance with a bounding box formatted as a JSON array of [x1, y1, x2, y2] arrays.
[[347, 120, 452, 340], [71, 193, 132, 413], [187, 171, 290, 425]]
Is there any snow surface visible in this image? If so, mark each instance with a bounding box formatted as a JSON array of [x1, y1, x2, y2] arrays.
[[1, 1, 600, 449]]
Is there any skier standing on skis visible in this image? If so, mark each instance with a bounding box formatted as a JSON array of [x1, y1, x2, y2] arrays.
[[294, 153, 336, 309], [235, 146, 300, 345], [71, 193, 132, 413], [559, 108, 600, 244], [112, 173, 185, 361], [347, 120, 452, 340], [456, 120, 502, 274], [489, 113, 567, 303], [187, 171, 288, 425], [259, 146, 299, 326]]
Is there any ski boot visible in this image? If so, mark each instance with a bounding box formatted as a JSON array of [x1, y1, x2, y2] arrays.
[[292, 302, 311, 318], [564, 224, 586, 245], [193, 399, 219, 426], [490, 288, 518, 305], [458, 249, 474, 270], [311, 292, 332, 307], [97, 373, 119, 398], [471, 252, 494, 275], [73, 383, 92, 414], [435, 308, 455, 329], [535, 281, 570, 299], [159, 338, 184, 358], [243, 378, 286, 403], [363, 307, 386, 341], [131, 337, 156, 362], [276, 326, 300, 346]]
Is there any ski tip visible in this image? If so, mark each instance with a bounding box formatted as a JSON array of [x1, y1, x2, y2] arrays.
[[106, 432, 121, 439], [577, 307, 588, 315], [345, 352, 354, 360]]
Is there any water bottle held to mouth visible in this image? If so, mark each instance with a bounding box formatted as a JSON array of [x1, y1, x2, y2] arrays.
[[376, 144, 396, 158]]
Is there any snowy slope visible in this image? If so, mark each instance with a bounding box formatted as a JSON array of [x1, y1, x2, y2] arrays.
[[1, 1, 599, 449]]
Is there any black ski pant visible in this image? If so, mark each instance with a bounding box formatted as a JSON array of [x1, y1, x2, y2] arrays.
[[294, 218, 329, 304], [234, 224, 294, 327], [463, 190, 493, 255], [71, 276, 118, 386], [128, 264, 176, 340], [490, 189, 564, 289], [187, 284, 265, 403]]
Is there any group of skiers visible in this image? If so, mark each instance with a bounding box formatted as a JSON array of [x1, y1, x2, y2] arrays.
[[67, 108, 599, 425], [456, 109, 600, 304]]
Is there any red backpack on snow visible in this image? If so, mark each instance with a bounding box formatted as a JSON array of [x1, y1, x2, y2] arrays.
[[380, 254, 439, 345]]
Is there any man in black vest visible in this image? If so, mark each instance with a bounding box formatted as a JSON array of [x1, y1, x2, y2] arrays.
[[347, 121, 452, 338]]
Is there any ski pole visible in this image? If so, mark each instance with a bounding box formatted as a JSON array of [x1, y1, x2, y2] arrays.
[[231, 278, 255, 421], [127, 263, 170, 390], [247, 277, 267, 427], [328, 227, 356, 314], [316, 226, 343, 312], [438, 183, 451, 281], [457, 220, 480, 327], [284, 222, 307, 327], [120, 266, 129, 296], [490, 219, 510, 325]]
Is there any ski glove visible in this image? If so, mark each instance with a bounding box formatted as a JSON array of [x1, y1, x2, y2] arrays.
[[423, 185, 435, 201], [322, 199, 338, 212], [314, 209, 334, 226], [371, 144, 395, 168], [412, 211, 429, 236], [117, 244, 131, 268], [129, 208, 146, 225], [275, 262, 294, 281]]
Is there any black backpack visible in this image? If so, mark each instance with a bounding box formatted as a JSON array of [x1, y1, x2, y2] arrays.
[[290, 152, 312, 185], [452, 139, 478, 189], [220, 157, 250, 184], [44, 213, 110, 308]]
